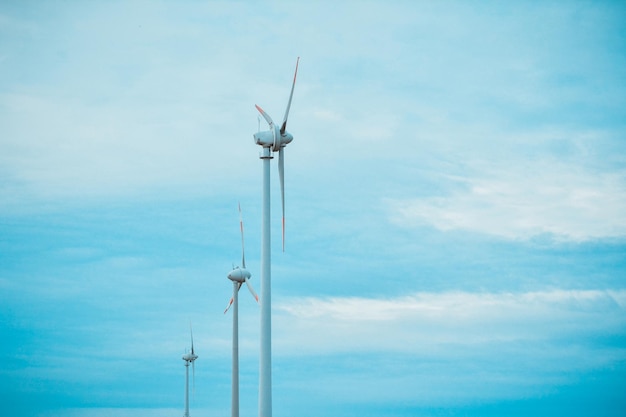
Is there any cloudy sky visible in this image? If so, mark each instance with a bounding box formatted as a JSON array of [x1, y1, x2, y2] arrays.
[[1, 1, 625, 416]]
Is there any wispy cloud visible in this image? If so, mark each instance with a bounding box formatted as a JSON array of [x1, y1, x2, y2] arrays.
[[272, 289, 626, 406], [388, 157, 626, 242], [275, 289, 626, 355]]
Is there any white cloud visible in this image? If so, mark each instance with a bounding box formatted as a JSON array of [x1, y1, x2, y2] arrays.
[[272, 289, 626, 406], [388, 158, 626, 241], [275, 289, 626, 355]]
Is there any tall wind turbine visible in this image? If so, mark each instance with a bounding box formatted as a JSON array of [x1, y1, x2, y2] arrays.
[[224, 203, 259, 417], [252, 57, 299, 417], [182, 325, 198, 417]]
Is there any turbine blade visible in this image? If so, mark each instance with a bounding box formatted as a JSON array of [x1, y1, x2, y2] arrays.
[[224, 297, 234, 314], [245, 277, 259, 303], [281, 57, 300, 135], [190, 322, 194, 355], [255, 104, 274, 128], [278, 148, 285, 252], [239, 202, 246, 269]]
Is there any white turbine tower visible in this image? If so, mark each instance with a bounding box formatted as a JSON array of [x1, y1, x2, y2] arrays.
[[224, 203, 259, 417], [182, 325, 198, 417], [253, 57, 299, 417]]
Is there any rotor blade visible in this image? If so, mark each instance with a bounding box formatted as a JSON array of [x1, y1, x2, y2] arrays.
[[239, 202, 246, 269], [224, 297, 234, 314], [255, 104, 274, 128], [278, 148, 285, 252], [190, 322, 194, 355], [281, 57, 300, 135], [244, 277, 259, 303]]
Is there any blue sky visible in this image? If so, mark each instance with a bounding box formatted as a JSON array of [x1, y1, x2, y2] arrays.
[[1, 1, 625, 416]]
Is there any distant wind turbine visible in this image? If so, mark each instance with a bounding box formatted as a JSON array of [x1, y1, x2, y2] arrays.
[[252, 57, 299, 417], [224, 203, 259, 417], [181, 325, 198, 417]]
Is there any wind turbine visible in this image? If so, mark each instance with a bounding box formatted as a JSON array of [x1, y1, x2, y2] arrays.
[[252, 57, 299, 417], [182, 325, 198, 417], [224, 203, 259, 417]]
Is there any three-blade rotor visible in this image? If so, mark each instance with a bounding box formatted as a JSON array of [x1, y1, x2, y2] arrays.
[[225, 204, 259, 314], [182, 323, 198, 395], [253, 57, 299, 252], [190, 324, 196, 394]]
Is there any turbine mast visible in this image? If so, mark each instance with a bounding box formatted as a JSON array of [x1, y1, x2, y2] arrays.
[[259, 146, 272, 417], [184, 361, 190, 417], [181, 327, 197, 417], [232, 280, 240, 417]]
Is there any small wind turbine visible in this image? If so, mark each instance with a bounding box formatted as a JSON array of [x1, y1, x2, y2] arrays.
[[182, 325, 198, 417], [253, 57, 299, 417], [224, 203, 259, 417]]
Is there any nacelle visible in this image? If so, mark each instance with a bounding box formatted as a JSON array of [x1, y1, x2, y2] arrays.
[[254, 128, 293, 151], [228, 267, 251, 283], [254, 130, 275, 147]]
